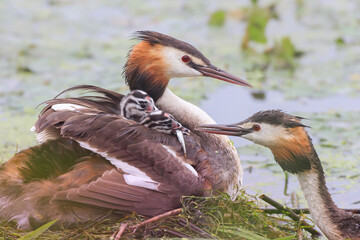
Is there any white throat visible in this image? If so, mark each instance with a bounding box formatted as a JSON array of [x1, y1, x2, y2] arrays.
[[156, 87, 243, 198], [156, 88, 216, 128]]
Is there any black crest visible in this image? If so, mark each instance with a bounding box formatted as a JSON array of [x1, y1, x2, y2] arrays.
[[243, 110, 307, 128], [134, 31, 211, 65]]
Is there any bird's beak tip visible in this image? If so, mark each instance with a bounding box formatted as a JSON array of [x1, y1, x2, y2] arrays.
[[197, 66, 252, 88]]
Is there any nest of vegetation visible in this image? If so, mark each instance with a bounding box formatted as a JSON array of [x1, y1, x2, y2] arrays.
[[0, 190, 311, 240]]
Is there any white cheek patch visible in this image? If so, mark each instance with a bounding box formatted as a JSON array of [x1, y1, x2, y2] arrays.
[[161, 47, 202, 78], [242, 123, 290, 147]]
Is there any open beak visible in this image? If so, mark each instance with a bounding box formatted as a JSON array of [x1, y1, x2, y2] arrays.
[[195, 124, 251, 136], [196, 66, 252, 87]]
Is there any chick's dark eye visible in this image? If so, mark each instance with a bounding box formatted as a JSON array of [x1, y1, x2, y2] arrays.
[[139, 102, 147, 108], [181, 55, 190, 63], [253, 124, 261, 131]]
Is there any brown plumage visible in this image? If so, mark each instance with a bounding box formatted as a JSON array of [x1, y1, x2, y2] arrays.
[[1, 87, 214, 229], [0, 31, 250, 229], [0, 139, 112, 229]]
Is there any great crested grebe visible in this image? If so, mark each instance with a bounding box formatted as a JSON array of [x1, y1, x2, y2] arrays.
[[0, 31, 251, 229], [197, 110, 360, 240]]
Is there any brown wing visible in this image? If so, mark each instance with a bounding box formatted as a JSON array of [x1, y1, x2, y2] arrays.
[[0, 139, 113, 229], [33, 99, 209, 216], [53, 111, 204, 191], [53, 168, 184, 216], [0, 136, 207, 230]]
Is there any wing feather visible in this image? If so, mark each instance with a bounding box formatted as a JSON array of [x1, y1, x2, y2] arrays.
[[33, 85, 211, 216], [53, 167, 185, 216]]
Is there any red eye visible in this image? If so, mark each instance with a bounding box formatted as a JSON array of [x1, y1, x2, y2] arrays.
[[253, 124, 261, 131], [181, 55, 190, 63]]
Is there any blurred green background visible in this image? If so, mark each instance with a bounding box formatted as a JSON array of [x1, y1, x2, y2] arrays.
[[0, 0, 359, 210]]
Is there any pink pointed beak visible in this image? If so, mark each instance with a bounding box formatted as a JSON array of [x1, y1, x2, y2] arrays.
[[196, 66, 252, 87]]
